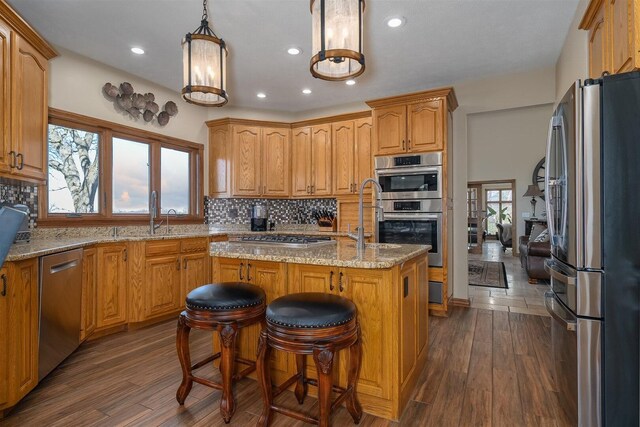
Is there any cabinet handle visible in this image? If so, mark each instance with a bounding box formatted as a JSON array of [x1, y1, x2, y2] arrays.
[[123, 249, 127, 262], [339, 272, 344, 292], [239, 262, 244, 280], [176, 259, 181, 270], [402, 140, 406, 151], [330, 271, 335, 291], [247, 263, 252, 281], [8, 151, 16, 169], [307, 185, 311, 194], [183, 259, 187, 270], [1, 274, 6, 297], [311, 185, 315, 193], [407, 139, 411, 150], [16, 153, 24, 170]]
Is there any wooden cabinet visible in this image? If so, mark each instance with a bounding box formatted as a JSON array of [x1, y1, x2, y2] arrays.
[[182, 252, 209, 298], [581, 0, 640, 77], [0, 268, 8, 409], [416, 257, 429, 357], [0, 5, 55, 183], [80, 248, 97, 341], [400, 263, 417, 385], [96, 244, 128, 329], [145, 255, 182, 318], [232, 125, 262, 196], [208, 124, 231, 197], [332, 118, 373, 195], [262, 128, 290, 196], [372, 105, 406, 155], [291, 124, 332, 197], [337, 196, 374, 235]]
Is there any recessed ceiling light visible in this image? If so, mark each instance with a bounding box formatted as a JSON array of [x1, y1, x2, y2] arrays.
[[287, 47, 302, 55], [257, 92, 267, 98], [386, 17, 405, 28], [131, 47, 145, 55], [302, 88, 312, 95], [345, 79, 356, 86]]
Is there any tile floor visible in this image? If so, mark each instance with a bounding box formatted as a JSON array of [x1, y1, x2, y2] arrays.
[[468, 241, 550, 317]]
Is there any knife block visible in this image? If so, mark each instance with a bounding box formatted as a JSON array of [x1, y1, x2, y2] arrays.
[[318, 218, 337, 232]]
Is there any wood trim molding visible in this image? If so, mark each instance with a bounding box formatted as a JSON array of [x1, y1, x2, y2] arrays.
[[366, 87, 458, 112], [0, 0, 57, 59], [205, 117, 291, 129], [291, 110, 371, 128], [579, 0, 605, 30], [450, 298, 471, 308]]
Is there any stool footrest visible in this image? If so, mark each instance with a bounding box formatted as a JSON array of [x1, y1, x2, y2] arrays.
[[305, 378, 347, 395], [271, 404, 319, 425], [191, 352, 221, 370], [192, 376, 223, 391], [273, 373, 303, 398]]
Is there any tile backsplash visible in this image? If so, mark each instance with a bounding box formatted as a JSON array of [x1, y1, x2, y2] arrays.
[[205, 197, 337, 225], [0, 182, 38, 228]]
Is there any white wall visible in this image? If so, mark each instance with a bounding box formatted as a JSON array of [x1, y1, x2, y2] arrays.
[[555, 0, 590, 103]]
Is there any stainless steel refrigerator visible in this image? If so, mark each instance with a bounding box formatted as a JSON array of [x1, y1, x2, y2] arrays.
[[545, 71, 640, 426]]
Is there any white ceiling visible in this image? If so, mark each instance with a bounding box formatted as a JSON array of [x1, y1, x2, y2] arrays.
[[9, 0, 579, 112]]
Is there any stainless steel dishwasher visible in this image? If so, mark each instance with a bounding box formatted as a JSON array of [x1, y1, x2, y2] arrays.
[[39, 248, 83, 380]]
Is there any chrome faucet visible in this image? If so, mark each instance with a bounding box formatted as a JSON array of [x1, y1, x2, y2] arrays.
[[347, 178, 384, 252], [165, 209, 177, 235], [149, 190, 163, 235]]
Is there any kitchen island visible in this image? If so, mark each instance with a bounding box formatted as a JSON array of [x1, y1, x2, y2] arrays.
[[210, 240, 430, 421]]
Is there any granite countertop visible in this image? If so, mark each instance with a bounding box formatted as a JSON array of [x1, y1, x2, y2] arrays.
[[3, 228, 368, 262], [209, 241, 430, 269]]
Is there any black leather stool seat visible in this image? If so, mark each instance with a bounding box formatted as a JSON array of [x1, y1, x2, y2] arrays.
[[186, 282, 265, 311], [266, 292, 356, 328]]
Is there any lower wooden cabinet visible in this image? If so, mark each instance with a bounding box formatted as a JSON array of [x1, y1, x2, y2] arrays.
[[0, 268, 8, 410], [80, 248, 97, 341], [144, 254, 182, 319], [96, 244, 128, 329], [182, 252, 210, 299]]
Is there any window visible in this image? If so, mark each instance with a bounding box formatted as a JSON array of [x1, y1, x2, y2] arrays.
[[486, 189, 512, 235], [42, 109, 204, 224]]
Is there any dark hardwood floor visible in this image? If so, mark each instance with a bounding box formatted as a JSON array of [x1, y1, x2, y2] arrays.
[[1, 307, 571, 427]]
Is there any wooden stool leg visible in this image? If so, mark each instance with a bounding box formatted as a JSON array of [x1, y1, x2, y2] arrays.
[[346, 325, 363, 424], [218, 323, 238, 423], [294, 354, 308, 404], [175, 314, 193, 405], [256, 329, 273, 427], [313, 346, 336, 427]]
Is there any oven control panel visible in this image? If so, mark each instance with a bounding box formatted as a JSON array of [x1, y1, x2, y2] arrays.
[[394, 201, 421, 211], [394, 156, 421, 167]]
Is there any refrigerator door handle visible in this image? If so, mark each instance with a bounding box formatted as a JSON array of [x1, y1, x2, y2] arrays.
[[544, 291, 576, 331], [544, 259, 576, 285]]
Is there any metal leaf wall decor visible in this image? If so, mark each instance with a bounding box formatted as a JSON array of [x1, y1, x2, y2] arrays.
[[102, 82, 178, 126]]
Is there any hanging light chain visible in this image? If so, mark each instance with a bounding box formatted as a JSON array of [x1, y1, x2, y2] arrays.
[[201, 0, 209, 22]]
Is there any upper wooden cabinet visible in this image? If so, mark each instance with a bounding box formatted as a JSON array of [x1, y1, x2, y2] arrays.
[[291, 127, 312, 197], [367, 88, 457, 157], [0, 2, 56, 183], [291, 124, 332, 197], [580, 0, 640, 77], [206, 119, 290, 198], [332, 117, 373, 195]]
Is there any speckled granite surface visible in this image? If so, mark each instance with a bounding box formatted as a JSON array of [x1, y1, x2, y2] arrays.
[[210, 241, 430, 269], [5, 225, 367, 262]]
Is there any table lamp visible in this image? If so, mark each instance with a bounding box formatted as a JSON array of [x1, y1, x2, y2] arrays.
[[523, 185, 544, 219]]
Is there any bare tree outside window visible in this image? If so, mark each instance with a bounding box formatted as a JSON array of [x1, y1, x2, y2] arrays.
[[48, 124, 99, 213]]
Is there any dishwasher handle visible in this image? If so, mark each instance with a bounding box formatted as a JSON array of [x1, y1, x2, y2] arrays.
[[49, 260, 79, 274]]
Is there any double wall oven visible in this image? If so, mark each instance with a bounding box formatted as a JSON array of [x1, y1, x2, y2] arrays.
[[375, 152, 444, 303]]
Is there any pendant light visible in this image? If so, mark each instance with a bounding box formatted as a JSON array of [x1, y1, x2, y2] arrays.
[[182, 0, 228, 107], [310, 0, 365, 81]]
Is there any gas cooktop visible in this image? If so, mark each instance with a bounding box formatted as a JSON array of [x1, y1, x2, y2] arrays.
[[230, 235, 336, 248]]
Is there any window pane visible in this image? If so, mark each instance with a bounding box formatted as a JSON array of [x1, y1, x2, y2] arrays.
[[47, 124, 100, 214], [112, 137, 149, 214], [486, 190, 499, 201], [501, 189, 512, 201], [486, 202, 500, 234], [161, 147, 190, 214], [502, 203, 513, 223]]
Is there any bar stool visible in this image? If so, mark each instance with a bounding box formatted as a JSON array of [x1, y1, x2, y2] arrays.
[[176, 282, 266, 423], [256, 292, 362, 427]]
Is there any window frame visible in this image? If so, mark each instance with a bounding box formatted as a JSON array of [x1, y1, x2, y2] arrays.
[[39, 108, 204, 226]]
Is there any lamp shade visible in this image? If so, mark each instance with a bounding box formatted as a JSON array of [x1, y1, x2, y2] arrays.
[[523, 184, 544, 198], [310, 0, 365, 81]]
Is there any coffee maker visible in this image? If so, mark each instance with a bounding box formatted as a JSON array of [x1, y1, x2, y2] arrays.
[[251, 204, 268, 231]]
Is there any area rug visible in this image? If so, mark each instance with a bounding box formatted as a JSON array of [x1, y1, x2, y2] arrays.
[[468, 260, 508, 289]]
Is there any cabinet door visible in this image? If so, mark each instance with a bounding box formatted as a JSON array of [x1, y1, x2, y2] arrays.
[[408, 100, 443, 152], [416, 257, 429, 357], [354, 118, 372, 192], [262, 128, 290, 197], [609, 0, 636, 73], [232, 125, 261, 196], [10, 34, 48, 182], [341, 269, 392, 399], [589, 4, 608, 78], [96, 245, 128, 328], [332, 120, 355, 195], [0, 268, 8, 408], [310, 124, 332, 196], [145, 255, 182, 318], [289, 264, 336, 293], [373, 105, 406, 155], [213, 257, 243, 282], [81, 248, 98, 341], [0, 20, 11, 175], [208, 124, 231, 197], [6, 259, 39, 405], [182, 252, 210, 301], [291, 127, 312, 197], [400, 263, 417, 385]]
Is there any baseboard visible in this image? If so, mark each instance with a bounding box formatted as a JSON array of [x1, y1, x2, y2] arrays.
[[450, 297, 471, 307]]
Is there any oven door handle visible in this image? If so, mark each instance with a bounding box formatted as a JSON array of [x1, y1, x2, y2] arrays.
[[375, 166, 441, 176], [544, 291, 576, 331], [383, 213, 441, 220], [544, 259, 576, 285]]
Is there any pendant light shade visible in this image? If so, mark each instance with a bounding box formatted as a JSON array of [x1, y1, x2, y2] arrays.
[[310, 0, 365, 81], [182, 0, 228, 107]]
